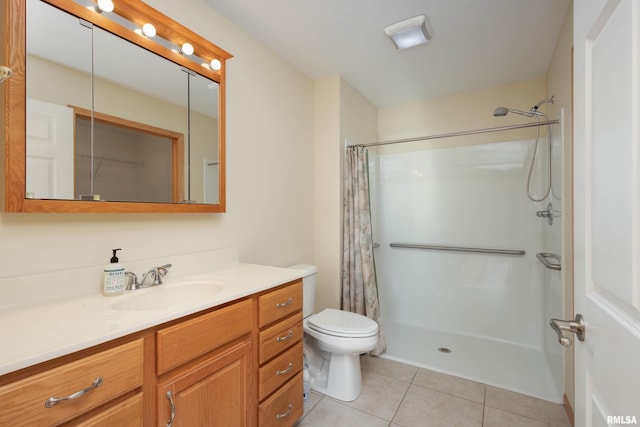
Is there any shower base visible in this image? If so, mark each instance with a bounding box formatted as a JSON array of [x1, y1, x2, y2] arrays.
[[380, 319, 563, 403]]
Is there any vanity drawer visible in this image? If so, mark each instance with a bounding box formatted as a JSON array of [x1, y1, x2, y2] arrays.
[[157, 298, 253, 374], [259, 342, 303, 401], [258, 280, 303, 327], [0, 339, 143, 427], [258, 371, 303, 427], [259, 311, 303, 364], [74, 393, 143, 427]]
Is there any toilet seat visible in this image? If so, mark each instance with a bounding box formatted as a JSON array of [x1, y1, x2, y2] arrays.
[[307, 308, 378, 338]]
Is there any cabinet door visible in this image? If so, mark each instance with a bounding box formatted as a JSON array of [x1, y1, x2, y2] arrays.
[[157, 339, 253, 427]]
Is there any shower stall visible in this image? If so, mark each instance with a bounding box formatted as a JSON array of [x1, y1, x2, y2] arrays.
[[367, 109, 565, 403]]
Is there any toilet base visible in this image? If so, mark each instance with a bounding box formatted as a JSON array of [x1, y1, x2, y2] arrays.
[[309, 352, 364, 402]]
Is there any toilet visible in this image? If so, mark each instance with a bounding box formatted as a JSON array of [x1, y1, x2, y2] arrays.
[[289, 264, 379, 402]]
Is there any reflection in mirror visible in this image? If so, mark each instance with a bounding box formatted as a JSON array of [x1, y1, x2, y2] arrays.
[[188, 72, 220, 204], [24, 0, 221, 205], [25, 0, 92, 199], [92, 25, 188, 203], [73, 108, 184, 203]]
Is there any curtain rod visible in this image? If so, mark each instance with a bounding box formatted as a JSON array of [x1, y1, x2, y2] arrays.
[[359, 119, 560, 148]]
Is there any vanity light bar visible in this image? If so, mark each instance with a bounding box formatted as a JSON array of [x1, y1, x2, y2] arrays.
[[74, 0, 225, 74]]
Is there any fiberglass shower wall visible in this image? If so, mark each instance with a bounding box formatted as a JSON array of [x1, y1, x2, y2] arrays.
[[371, 139, 548, 348]]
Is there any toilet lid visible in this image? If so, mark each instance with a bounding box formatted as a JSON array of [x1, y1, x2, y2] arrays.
[[307, 309, 379, 338]]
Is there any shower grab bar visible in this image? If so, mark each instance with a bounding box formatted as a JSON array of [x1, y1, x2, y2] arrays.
[[389, 243, 525, 256], [536, 252, 562, 271]]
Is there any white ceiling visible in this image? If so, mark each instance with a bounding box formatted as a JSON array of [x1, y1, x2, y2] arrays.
[[201, 0, 570, 107]]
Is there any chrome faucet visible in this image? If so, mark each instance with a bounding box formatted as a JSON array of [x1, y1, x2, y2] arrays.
[[125, 264, 172, 290]]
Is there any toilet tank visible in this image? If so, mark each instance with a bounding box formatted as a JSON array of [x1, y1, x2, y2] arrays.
[[288, 264, 317, 317]]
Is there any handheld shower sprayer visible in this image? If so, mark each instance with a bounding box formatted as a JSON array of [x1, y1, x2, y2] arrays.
[[493, 96, 554, 118], [492, 96, 555, 204]]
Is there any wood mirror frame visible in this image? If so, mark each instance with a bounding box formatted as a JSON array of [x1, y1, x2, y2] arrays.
[[1, 0, 232, 213]]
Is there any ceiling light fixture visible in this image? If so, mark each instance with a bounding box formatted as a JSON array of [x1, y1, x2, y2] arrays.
[[384, 15, 433, 50], [95, 0, 114, 14]]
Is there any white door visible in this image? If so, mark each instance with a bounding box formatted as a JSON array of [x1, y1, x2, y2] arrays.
[[26, 98, 74, 199], [574, 0, 640, 425]]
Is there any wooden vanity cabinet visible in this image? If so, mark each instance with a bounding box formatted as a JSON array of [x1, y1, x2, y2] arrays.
[[155, 299, 254, 426], [0, 339, 145, 427], [0, 279, 306, 426], [257, 280, 304, 426]]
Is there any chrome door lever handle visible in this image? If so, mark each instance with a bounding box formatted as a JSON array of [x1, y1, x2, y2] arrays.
[[550, 314, 585, 347]]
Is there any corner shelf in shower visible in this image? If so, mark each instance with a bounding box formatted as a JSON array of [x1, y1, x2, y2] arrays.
[[536, 252, 562, 271]]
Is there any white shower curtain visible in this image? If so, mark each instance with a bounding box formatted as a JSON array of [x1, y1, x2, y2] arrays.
[[342, 145, 386, 356]]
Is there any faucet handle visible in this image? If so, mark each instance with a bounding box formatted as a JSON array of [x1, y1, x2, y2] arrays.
[[125, 271, 140, 290], [152, 264, 172, 285], [157, 264, 172, 278]]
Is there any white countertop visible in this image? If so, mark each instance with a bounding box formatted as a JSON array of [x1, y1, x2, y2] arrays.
[[0, 263, 305, 376]]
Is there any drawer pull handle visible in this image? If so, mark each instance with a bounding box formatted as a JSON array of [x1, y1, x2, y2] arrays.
[[276, 298, 293, 308], [276, 362, 293, 376], [166, 391, 176, 427], [45, 377, 103, 408], [276, 403, 294, 420], [276, 330, 293, 342]]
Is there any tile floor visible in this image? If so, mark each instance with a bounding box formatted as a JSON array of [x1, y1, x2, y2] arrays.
[[297, 355, 571, 427]]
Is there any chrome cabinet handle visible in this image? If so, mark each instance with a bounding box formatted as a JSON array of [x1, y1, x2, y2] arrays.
[[166, 391, 175, 427], [276, 298, 293, 308], [276, 330, 293, 342], [276, 362, 293, 376], [276, 403, 293, 420], [550, 314, 585, 347], [45, 377, 103, 408]]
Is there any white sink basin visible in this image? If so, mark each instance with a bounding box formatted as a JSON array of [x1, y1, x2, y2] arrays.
[[111, 282, 223, 311]]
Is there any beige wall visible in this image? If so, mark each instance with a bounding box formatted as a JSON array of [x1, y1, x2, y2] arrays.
[[0, 0, 315, 286], [545, 0, 575, 411], [378, 78, 547, 152], [313, 76, 378, 312], [314, 76, 341, 311]]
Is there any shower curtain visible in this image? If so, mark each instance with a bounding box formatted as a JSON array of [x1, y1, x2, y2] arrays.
[[342, 145, 386, 356]]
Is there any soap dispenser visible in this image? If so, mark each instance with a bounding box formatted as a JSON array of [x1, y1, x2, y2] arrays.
[[103, 248, 125, 296]]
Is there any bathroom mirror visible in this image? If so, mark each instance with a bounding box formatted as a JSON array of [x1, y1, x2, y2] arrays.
[[2, 0, 231, 212]]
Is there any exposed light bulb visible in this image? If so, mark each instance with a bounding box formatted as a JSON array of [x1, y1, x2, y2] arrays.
[[210, 59, 222, 71], [96, 0, 114, 13], [180, 43, 194, 56], [142, 23, 156, 37]]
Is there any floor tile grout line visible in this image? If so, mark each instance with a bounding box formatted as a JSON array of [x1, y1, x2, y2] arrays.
[[483, 403, 566, 426], [408, 380, 486, 406], [388, 378, 414, 426], [310, 390, 398, 425]]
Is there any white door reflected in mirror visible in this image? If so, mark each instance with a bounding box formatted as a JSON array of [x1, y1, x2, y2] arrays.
[[26, 98, 73, 199]]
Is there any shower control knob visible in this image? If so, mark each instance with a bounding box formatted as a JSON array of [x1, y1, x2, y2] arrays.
[[536, 202, 561, 225]]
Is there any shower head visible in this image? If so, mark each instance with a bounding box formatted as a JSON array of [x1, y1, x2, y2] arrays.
[[493, 107, 509, 117], [493, 96, 554, 118], [493, 107, 540, 118]]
